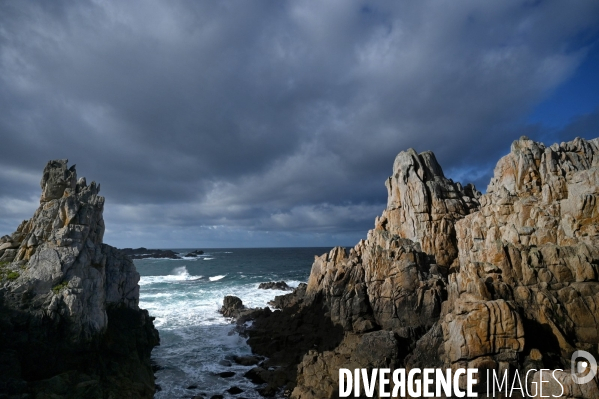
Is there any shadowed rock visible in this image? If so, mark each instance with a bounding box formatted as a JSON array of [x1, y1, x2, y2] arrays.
[[258, 281, 291, 290], [220, 296, 244, 317]]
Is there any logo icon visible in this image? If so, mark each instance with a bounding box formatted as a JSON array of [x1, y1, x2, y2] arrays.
[[571, 350, 597, 385]]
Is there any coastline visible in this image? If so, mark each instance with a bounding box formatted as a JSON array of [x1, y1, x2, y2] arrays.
[[2, 136, 598, 398], [222, 137, 599, 398]]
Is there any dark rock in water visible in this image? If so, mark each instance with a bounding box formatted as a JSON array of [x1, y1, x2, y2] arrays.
[[258, 281, 291, 290], [243, 367, 267, 384], [232, 355, 262, 366], [184, 249, 205, 257], [219, 295, 244, 317], [209, 395, 223, 399], [119, 247, 181, 259], [0, 160, 159, 398], [257, 385, 280, 397], [227, 386, 244, 394], [187, 384, 198, 389], [219, 295, 271, 323], [218, 359, 232, 367], [218, 371, 235, 378]]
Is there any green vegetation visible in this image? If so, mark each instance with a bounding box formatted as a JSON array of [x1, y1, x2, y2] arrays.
[[0, 261, 20, 282], [6, 271, 19, 280], [52, 281, 69, 294]]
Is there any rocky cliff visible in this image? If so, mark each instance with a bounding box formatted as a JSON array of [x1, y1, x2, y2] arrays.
[[0, 160, 159, 398], [243, 137, 599, 398]]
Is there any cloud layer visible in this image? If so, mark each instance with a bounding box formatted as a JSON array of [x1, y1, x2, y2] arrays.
[[1, 1, 599, 247]]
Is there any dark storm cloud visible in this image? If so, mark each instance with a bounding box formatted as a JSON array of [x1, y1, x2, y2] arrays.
[[1, 0, 599, 247], [556, 107, 599, 142]]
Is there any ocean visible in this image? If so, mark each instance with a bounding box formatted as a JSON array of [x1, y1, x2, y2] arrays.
[[135, 247, 329, 398]]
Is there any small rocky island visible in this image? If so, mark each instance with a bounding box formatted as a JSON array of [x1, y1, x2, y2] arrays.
[[120, 247, 181, 259], [185, 249, 205, 257], [0, 160, 159, 398], [258, 281, 292, 291], [222, 137, 599, 398], [119, 247, 204, 259]]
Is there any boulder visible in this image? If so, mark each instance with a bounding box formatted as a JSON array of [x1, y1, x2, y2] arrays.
[[220, 295, 244, 317], [227, 386, 243, 394]]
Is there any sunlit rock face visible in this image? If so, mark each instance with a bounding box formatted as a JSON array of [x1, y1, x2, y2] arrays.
[[246, 137, 599, 399], [0, 159, 159, 398]]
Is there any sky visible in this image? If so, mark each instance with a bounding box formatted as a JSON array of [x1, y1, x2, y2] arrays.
[[1, 0, 599, 248]]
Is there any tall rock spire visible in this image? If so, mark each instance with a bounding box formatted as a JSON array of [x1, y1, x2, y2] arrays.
[[0, 160, 158, 398]]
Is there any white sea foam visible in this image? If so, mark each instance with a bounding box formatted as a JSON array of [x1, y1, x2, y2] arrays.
[[137, 250, 312, 398], [140, 278, 295, 331], [203, 257, 214, 260], [138, 266, 202, 286], [286, 280, 302, 288], [171, 266, 190, 277]]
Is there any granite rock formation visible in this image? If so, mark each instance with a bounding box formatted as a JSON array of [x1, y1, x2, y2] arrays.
[[0, 159, 159, 398], [239, 137, 599, 398], [220, 295, 246, 318]]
